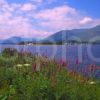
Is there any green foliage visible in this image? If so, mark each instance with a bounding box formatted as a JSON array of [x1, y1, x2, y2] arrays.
[[2, 48, 18, 58], [0, 48, 100, 100]]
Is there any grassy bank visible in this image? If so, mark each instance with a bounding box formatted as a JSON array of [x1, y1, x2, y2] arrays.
[[0, 48, 100, 100]]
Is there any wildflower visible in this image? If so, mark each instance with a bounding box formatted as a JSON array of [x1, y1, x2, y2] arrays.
[[75, 59, 79, 65], [32, 63, 36, 72], [16, 64, 23, 67], [59, 60, 67, 67], [89, 81, 96, 85], [15, 64, 23, 71], [89, 64, 96, 73], [23, 64, 30, 67]]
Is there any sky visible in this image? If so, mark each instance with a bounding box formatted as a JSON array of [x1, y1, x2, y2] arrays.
[[0, 0, 100, 39]]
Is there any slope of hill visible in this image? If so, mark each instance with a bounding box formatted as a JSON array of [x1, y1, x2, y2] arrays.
[[0, 25, 100, 44], [0, 37, 37, 44], [42, 25, 100, 43]]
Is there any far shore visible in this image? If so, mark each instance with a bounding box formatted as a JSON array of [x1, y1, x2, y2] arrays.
[[0, 42, 100, 46]]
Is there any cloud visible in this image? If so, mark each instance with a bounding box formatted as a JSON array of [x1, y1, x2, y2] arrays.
[[29, 0, 56, 4], [79, 17, 100, 28], [34, 5, 79, 30], [0, 0, 100, 39], [35, 5, 77, 20], [34, 5, 100, 31], [0, 13, 50, 39], [21, 3, 36, 11], [0, 0, 49, 39], [79, 17, 93, 25]]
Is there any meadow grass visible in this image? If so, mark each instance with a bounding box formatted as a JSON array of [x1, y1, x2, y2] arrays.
[[0, 48, 100, 100]]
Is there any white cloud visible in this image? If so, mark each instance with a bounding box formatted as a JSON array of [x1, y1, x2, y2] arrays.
[[79, 17, 93, 25], [0, 12, 49, 39], [34, 5, 100, 31], [0, 0, 49, 39], [0, 0, 100, 39], [21, 3, 36, 11], [35, 5, 77, 20], [34, 5, 80, 30]]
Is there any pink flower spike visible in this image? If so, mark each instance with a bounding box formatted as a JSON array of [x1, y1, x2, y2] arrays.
[[32, 63, 36, 72], [59, 60, 67, 67], [75, 59, 79, 65]]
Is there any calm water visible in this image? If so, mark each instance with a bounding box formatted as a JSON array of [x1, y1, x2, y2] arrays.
[[0, 44, 100, 78]]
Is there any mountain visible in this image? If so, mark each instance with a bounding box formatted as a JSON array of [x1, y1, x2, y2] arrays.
[[42, 25, 100, 43], [0, 37, 37, 44], [0, 25, 100, 44]]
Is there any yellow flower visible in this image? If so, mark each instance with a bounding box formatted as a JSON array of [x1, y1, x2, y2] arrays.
[[23, 64, 30, 66], [89, 81, 96, 85], [16, 64, 23, 67]]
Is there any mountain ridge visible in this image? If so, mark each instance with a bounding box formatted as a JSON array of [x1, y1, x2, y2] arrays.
[[42, 25, 100, 43], [0, 25, 100, 44]]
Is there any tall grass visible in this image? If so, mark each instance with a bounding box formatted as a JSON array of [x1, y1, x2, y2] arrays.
[[0, 48, 100, 100]]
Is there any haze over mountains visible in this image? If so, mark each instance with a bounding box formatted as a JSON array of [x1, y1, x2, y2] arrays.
[[0, 25, 100, 44]]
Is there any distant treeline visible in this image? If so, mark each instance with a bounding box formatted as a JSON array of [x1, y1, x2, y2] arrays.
[[18, 41, 100, 45]]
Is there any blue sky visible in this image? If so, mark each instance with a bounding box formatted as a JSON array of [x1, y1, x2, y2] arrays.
[[0, 0, 100, 39], [7, 0, 100, 18], [67, 0, 100, 18]]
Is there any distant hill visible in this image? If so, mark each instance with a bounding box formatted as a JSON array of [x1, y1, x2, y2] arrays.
[[0, 37, 37, 44], [42, 25, 100, 44], [0, 25, 100, 44]]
